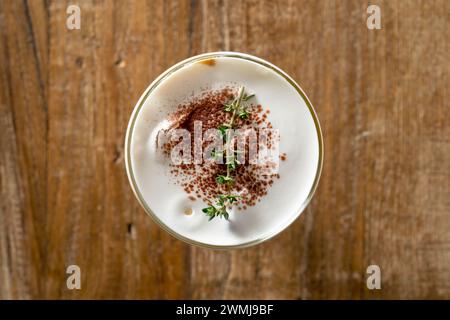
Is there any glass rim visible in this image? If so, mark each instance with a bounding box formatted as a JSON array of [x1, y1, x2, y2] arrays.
[[124, 51, 324, 249]]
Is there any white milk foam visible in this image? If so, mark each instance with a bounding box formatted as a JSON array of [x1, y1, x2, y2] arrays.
[[128, 55, 321, 247]]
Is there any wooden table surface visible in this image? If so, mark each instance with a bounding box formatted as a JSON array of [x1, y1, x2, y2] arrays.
[[1, 0, 449, 299]]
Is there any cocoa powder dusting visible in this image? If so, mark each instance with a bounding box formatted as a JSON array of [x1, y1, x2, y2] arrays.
[[159, 87, 283, 210]]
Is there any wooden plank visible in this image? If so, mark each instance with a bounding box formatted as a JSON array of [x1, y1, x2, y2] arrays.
[[0, 0, 448, 299], [44, 0, 192, 299], [0, 0, 49, 299]]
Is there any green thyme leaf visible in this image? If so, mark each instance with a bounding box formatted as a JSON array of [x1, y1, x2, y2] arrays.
[[243, 93, 255, 101], [216, 175, 234, 184], [227, 161, 237, 171], [224, 103, 234, 112], [224, 195, 240, 203], [238, 109, 250, 119], [218, 124, 229, 137]]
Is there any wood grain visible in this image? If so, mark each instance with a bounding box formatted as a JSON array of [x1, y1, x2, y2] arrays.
[[0, 0, 449, 299]]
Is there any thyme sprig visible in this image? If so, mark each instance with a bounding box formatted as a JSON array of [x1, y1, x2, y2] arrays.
[[202, 195, 240, 221], [202, 87, 254, 221]]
